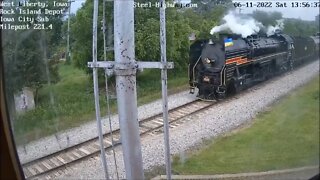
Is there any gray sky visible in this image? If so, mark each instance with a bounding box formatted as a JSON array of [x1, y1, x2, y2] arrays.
[[70, 0, 85, 14], [70, 0, 319, 21]]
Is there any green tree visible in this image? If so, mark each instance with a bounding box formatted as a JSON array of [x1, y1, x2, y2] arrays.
[[70, 0, 232, 74], [3, 0, 66, 108], [70, 0, 113, 71], [190, 0, 232, 15], [252, 10, 282, 27], [70, 1, 94, 70], [283, 18, 319, 36]]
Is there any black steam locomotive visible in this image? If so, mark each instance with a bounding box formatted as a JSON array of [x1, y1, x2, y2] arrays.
[[189, 32, 319, 100]]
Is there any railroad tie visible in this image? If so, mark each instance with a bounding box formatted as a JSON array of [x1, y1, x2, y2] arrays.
[[56, 156, 67, 164], [104, 139, 112, 146], [139, 127, 149, 133], [66, 153, 76, 161], [72, 151, 82, 159], [54, 171, 60, 177], [169, 124, 176, 128], [93, 142, 102, 149], [79, 147, 91, 155], [27, 167, 37, 176], [177, 108, 190, 114], [33, 164, 45, 173], [144, 122, 158, 128], [153, 119, 164, 125], [50, 157, 61, 167], [41, 160, 52, 170], [173, 111, 184, 117]]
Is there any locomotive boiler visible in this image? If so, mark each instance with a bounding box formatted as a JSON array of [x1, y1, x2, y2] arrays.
[[189, 32, 319, 100]]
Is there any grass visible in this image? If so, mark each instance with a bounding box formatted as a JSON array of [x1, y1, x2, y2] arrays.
[[137, 69, 189, 104], [172, 76, 319, 174], [13, 63, 188, 144]]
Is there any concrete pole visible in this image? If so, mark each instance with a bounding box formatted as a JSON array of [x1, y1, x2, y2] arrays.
[[159, 0, 172, 179], [114, 1, 144, 179]]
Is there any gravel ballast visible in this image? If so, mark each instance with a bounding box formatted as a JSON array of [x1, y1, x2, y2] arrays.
[[21, 60, 319, 179]]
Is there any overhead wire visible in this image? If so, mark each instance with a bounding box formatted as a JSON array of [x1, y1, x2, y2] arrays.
[[92, 0, 110, 178], [102, 0, 120, 179]]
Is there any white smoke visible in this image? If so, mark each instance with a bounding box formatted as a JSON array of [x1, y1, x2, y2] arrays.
[[266, 19, 284, 36], [210, 11, 263, 38]]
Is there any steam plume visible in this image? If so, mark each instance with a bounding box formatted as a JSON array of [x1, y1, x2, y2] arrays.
[[266, 19, 284, 36], [210, 11, 263, 38]]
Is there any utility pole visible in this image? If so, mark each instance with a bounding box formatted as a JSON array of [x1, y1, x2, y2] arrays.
[[66, 0, 74, 64], [159, 0, 172, 179], [113, 1, 144, 179]]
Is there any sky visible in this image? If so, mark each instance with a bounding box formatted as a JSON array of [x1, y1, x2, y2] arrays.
[[70, 0, 319, 21], [70, 0, 86, 14]]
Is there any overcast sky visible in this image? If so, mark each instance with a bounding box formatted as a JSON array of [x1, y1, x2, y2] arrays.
[[70, 0, 319, 21], [70, 0, 86, 14]]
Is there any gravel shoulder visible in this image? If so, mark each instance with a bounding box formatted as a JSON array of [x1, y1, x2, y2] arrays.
[[50, 60, 319, 179]]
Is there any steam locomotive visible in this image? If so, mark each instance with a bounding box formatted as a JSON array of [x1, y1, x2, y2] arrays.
[[188, 32, 319, 100]]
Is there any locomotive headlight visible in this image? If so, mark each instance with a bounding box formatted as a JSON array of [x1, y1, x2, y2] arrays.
[[203, 76, 210, 82], [204, 58, 215, 64]]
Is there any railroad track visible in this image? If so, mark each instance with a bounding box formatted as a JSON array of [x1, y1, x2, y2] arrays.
[[22, 99, 215, 179]]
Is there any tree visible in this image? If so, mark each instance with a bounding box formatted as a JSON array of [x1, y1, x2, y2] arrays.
[[191, 0, 232, 15], [69, 0, 233, 74], [315, 14, 320, 30], [70, 0, 113, 71], [252, 10, 283, 27], [283, 18, 319, 37], [3, 0, 66, 109]]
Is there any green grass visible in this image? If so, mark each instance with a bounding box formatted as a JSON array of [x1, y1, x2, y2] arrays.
[[13, 63, 188, 144], [172, 76, 319, 174], [137, 69, 188, 104]]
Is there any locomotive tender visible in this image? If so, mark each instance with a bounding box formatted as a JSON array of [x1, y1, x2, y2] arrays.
[[189, 32, 319, 100]]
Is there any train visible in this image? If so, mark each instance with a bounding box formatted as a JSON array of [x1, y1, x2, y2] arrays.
[[188, 31, 320, 100]]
